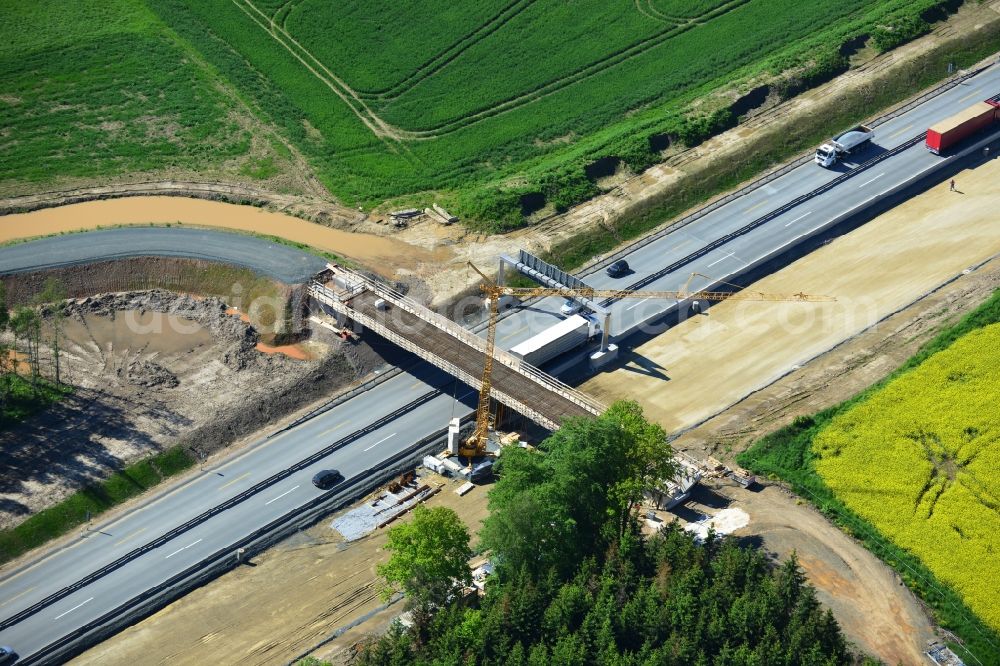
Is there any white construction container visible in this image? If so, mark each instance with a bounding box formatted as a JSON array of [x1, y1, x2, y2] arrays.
[[509, 314, 599, 367]]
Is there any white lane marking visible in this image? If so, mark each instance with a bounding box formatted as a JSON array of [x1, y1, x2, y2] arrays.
[[886, 123, 914, 140], [264, 486, 300, 506], [706, 252, 735, 268], [165, 538, 203, 559], [626, 298, 649, 311], [858, 172, 885, 188], [784, 211, 813, 227], [364, 432, 397, 452], [54, 596, 94, 620]]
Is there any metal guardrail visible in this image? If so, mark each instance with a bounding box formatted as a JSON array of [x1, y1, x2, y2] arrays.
[[578, 61, 996, 278], [270, 366, 404, 438], [21, 417, 469, 666], [598, 133, 925, 307], [13, 59, 995, 666], [0, 389, 443, 633]]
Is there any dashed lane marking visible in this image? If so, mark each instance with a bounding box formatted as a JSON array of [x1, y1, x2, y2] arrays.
[[957, 89, 984, 103], [784, 211, 813, 227], [114, 527, 147, 546], [886, 123, 914, 140], [858, 172, 885, 188], [263, 486, 300, 506], [364, 432, 397, 452], [319, 421, 347, 436], [53, 596, 93, 620], [0, 586, 36, 609], [164, 538, 203, 559], [706, 252, 735, 268], [626, 298, 650, 311]]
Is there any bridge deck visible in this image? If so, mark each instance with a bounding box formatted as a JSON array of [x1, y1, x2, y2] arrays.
[[349, 290, 594, 426]]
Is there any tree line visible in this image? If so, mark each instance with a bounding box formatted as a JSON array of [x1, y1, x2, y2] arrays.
[[0, 278, 69, 423], [350, 402, 870, 665]]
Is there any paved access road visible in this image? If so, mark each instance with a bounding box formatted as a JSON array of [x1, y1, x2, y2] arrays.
[[0, 227, 328, 284], [1, 62, 998, 661]]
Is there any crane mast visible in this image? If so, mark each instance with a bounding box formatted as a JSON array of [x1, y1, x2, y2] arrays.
[[457, 262, 833, 460]]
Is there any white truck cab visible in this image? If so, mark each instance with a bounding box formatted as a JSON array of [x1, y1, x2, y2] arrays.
[[815, 124, 874, 167], [814, 144, 838, 167]]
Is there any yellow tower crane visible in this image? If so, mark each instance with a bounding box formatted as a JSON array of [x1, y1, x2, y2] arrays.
[[459, 262, 833, 459]]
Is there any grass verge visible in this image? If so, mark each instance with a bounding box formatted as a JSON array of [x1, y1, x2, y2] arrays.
[[0, 375, 72, 430], [737, 288, 1000, 666], [545, 21, 1000, 271], [0, 446, 196, 566]]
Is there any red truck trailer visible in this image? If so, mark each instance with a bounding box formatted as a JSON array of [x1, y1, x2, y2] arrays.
[[926, 100, 999, 154]]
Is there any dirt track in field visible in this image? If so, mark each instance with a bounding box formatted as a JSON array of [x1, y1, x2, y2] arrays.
[[3, 3, 998, 307]]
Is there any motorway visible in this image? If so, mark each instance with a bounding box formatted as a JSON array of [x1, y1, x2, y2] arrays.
[[489, 68, 1000, 348], [0, 364, 478, 659], [1, 61, 999, 661]]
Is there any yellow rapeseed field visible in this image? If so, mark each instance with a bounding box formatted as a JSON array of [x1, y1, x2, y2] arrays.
[[813, 323, 1000, 630]]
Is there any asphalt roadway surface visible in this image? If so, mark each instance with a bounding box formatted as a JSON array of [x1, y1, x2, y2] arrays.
[[0, 227, 328, 284], [1, 62, 999, 662]]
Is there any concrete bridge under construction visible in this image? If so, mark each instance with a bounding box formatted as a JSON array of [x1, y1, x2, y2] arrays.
[[309, 265, 605, 431]]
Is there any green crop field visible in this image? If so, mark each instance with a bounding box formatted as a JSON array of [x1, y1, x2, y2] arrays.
[[1, 0, 960, 224], [739, 290, 1000, 663], [0, 0, 257, 192], [146, 0, 948, 225]]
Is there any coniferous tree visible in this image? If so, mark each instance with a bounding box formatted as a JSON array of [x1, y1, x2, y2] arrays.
[[356, 404, 856, 666]]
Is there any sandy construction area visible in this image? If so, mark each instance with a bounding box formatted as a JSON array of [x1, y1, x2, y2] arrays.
[[67, 162, 1000, 666], [583, 156, 1000, 433], [74, 474, 490, 666]]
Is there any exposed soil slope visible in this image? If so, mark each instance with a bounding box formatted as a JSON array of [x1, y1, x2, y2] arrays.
[[0, 290, 382, 529]]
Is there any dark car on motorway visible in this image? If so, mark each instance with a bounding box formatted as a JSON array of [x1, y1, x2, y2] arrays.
[[0, 646, 18, 666], [311, 469, 343, 490], [606, 259, 629, 278]]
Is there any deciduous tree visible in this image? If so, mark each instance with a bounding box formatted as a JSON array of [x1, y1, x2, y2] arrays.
[[377, 505, 472, 612], [37, 278, 67, 384]]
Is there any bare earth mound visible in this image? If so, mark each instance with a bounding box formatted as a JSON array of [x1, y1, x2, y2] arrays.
[[0, 290, 381, 529]]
